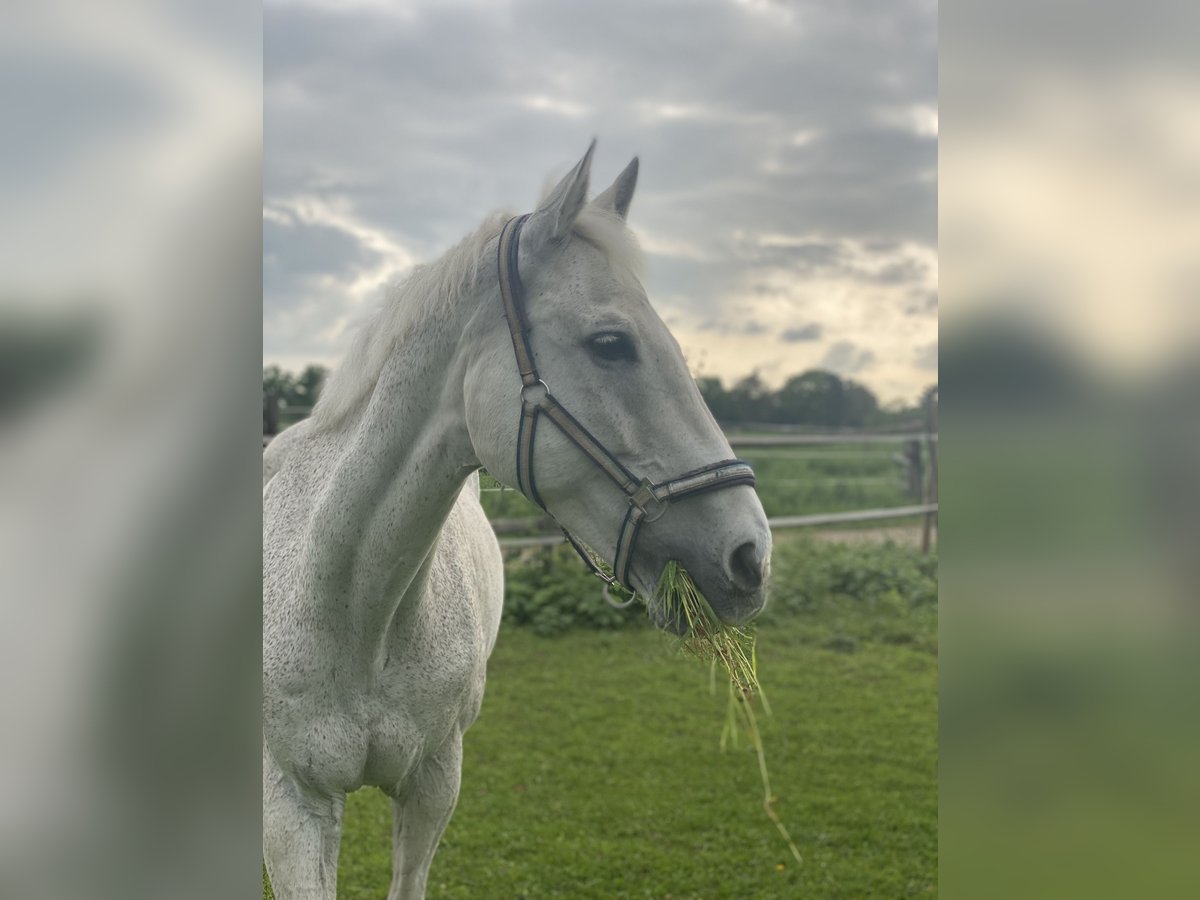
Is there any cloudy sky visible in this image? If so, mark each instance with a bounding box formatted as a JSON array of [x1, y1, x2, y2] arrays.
[[264, 0, 937, 404]]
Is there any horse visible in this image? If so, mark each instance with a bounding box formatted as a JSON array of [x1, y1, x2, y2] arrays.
[[262, 141, 772, 899]]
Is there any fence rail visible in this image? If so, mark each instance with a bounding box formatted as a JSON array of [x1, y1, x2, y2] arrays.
[[497, 503, 938, 549], [729, 433, 936, 446], [264, 422, 939, 552], [266, 431, 936, 448]]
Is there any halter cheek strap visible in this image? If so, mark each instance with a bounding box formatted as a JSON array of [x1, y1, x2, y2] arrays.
[[496, 214, 756, 596]]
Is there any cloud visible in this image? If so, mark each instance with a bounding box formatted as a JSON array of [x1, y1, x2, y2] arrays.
[[694, 318, 770, 336], [263, 0, 937, 402], [906, 289, 939, 316], [733, 232, 934, 286], [263, 216, 384, 316], [914, 341, 938, 372], [741, 319, 769, 336], [780, 323, 823, 342], [819, 340, 877, 375]]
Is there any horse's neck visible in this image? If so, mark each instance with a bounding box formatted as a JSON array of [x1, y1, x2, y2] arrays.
[[307, 291, 482, 659]]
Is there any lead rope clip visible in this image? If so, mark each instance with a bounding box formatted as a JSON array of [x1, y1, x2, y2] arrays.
[[602, 580, 638, 610]]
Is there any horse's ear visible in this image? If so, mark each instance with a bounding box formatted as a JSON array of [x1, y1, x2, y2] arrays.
[[523, 139, 596, 254], [592, 156, 638, 220]]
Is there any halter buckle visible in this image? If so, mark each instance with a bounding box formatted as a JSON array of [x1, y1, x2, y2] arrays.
[[629, 478, 667, 522], [519, 379, 549, 407]]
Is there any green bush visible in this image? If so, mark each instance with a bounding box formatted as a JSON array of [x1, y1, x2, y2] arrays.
[[501, 537, 937, 636], [766, 537, 938, 617], [754, 538, 938, 655], [502, 545, 642, 636]]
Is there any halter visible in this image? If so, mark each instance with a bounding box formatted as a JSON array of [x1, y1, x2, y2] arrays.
[[496, 214, 756, 602]]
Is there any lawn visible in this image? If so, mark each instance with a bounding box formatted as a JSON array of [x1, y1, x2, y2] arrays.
[[266, 593, 937, 898]]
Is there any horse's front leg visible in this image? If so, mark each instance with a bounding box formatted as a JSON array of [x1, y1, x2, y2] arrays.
[[263, 746, 346, 900], [386, 733, 464, 900]]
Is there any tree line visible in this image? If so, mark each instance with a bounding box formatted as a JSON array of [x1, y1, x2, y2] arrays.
[[264, 363, 935, 431], [698, 371, 935, 429], [263, 364, 328, 410]]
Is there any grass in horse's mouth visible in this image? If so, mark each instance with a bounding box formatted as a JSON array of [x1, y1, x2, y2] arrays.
[[654, 560, 759, 698], [653, 560, 803, 866]]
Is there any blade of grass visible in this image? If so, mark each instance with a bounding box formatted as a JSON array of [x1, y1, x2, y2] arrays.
[[654, 560, 802, 867]]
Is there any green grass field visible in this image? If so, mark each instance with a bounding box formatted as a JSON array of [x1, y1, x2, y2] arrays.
[[265, 597, 937, 899]]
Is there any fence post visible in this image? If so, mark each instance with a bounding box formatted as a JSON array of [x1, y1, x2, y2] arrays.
[[906, 439, 924, 501], [920, 391, 938, 554]]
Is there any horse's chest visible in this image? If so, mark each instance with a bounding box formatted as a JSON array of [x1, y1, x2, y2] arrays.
[[361, 614, 486, 787]]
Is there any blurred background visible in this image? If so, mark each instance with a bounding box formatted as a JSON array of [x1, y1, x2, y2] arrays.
[[0, 3, 261, 900], [941, 1, 1200, 898]]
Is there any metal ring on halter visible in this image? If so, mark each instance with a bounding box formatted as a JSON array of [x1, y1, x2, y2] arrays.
[[629, 478, 667, 523], [636, 495, 668, 523], [603, 580, 637, 609], [519, 379, 550, 406]]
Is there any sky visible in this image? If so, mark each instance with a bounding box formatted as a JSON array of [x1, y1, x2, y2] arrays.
[[264, 0, 937, 405]]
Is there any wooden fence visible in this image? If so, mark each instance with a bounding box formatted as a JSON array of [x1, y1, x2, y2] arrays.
[[264, 403, 939, 552], [497, 503, 939, 549]]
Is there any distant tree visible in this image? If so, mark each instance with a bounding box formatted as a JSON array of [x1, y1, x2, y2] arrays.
[[729, 372, 770, 423], [262, 365, 290, 434], [775, 370, 845, 426], [696, 376, 733, 423], [292, 364, 328, 408], [695, 368, 894, 428], [262, 364, 328, 411], [842, 379, 880, 427], [262, 365, 294, 403]]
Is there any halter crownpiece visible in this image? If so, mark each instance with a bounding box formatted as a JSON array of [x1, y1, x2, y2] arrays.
[[496, 213, 757, 601]]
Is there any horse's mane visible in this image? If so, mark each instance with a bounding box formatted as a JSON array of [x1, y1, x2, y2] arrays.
[[309, 204, 641, 433]]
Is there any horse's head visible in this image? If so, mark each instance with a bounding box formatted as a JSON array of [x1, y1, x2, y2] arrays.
[[465, 142, 770, 628]]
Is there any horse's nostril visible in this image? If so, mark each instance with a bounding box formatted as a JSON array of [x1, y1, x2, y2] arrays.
[[729, 541, 765, 590]]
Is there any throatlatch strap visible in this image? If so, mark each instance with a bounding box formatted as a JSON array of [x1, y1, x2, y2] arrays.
[[516, 404, 540, 504]]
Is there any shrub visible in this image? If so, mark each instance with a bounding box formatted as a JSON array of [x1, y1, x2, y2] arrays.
[[501, 537, 937, 636], [501, 545, 642, 636], [765, 537, 938, 617]]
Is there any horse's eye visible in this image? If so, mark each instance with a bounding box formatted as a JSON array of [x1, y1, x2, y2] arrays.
[[587, 331, 637, 362]]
